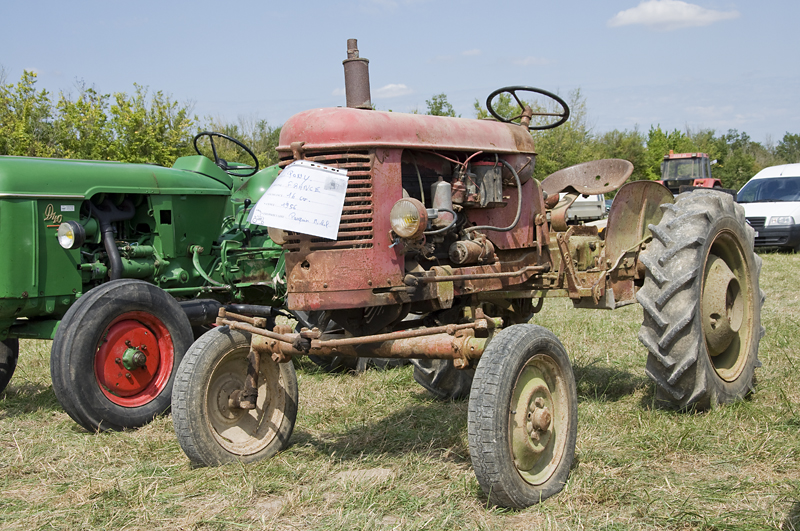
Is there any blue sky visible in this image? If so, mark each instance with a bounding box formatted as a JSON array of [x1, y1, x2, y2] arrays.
[[2, 0, 796, 144]]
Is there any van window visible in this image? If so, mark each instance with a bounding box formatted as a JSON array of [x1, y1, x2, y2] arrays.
[[737, 176, 800, 203]]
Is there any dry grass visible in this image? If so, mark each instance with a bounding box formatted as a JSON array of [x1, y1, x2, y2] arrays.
[[1, 252, 799, 530]]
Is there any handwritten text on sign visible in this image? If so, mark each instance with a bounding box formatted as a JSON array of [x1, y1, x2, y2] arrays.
[[248, 160, 348, 240]]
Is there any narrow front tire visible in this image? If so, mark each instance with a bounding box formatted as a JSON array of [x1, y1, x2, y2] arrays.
[[172, 327, 298, 466], [468, 324, 577, 509]]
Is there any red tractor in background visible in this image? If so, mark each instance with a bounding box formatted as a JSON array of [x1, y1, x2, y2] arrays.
[[171, 40, 763, 509], [658, 150, 723, 194]]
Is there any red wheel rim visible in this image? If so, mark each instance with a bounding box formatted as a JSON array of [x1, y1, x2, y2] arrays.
[[94, 311, 175, 407]]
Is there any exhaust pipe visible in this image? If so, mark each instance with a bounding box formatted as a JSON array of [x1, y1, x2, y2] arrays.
[[343, 38, 372, 109]]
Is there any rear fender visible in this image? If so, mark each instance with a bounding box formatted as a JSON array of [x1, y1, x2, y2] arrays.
[[604, 181, 673, 305]]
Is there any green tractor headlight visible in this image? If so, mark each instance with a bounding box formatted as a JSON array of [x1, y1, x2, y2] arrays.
[[57, 221, 86, 249], [390, 198, 428, 240]]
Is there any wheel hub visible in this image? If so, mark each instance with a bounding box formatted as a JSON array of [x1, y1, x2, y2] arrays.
[[702, 255, 744, 356], [122, 347, 148, 370], [512, 379, 553, 472], [95, 316, 164, 399], [527, 397, 552, 440]]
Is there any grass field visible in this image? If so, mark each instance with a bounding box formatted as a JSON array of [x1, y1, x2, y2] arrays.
[[1, 252, 799, 530]]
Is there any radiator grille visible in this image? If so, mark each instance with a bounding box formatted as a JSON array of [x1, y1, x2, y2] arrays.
[[746, 217, 766, 230], [279, 151, 374, 251]]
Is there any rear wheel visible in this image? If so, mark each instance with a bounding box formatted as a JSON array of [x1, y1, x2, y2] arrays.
[[172, 327, 298, 466], [298, 310, 407, 374], [411, 359, 474, 400], [637, 190, 764, 408], [468, 324, 577, 508], [50, 280, 193, 431], [0, 338, 19, 394]]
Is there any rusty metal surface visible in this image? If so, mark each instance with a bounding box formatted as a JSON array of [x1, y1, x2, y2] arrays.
[[238, 346, 261, 409], [405, 264, 549, 285], [555, 231, 583, 299], [466, 177, 541, 250], [285, 148, 405, 311], [604, 180, 673, 264], [219, 311, 497, 362], [277, 107, 536, 156], [343, 39, 372, 110], [540, 159, 634, 197], [549, 192, 579, 232]]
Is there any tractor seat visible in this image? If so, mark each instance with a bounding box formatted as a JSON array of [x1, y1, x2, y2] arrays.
[[540, 159, 634, 198]]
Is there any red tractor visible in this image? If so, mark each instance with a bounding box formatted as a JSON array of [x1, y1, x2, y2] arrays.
[[171, 40, 763, 509], [658, 150, 723, 194]]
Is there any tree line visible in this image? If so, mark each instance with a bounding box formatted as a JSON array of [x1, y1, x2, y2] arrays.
[[0, 70, 281, 167], [2, 70, 797, 191]]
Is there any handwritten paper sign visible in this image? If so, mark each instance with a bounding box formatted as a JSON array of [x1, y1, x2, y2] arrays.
[[248, 160, 348, 240]]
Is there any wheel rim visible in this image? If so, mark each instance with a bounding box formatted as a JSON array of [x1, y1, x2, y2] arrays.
[[205, 346, 287, 456], [94, 311, 175, 407], [701, 230, 754, 382], [510, 353, 570, 485]]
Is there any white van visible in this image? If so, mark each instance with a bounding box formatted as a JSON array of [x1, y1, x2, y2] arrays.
[[737, 163, 800, 251], [565, 193, 606, 222]]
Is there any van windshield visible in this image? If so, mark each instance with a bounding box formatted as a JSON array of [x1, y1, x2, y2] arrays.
[[737, 176, 800, 203]]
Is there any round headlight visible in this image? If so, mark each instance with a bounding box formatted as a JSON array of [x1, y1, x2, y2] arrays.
[[390, 198, 428, 239], [57, 221, 86, 249]]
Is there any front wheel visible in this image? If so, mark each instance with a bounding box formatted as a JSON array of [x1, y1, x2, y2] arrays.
[[50, 280, 193, 431], [172, 327, 298, 466], [637, 190, 764, 409], [468, 324, 577, 509]]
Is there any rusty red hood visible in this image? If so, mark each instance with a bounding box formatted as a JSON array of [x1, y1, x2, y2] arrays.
[[277, 107, 536, 155]]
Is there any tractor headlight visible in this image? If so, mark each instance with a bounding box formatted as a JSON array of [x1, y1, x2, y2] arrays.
[[768, 216, 795, 226], [57, 221, 86, 249], [390, 198, 428, 239]]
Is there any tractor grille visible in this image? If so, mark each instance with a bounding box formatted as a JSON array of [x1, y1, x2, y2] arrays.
[[279, 151, 374, 251], [746, 217, 766, 230]]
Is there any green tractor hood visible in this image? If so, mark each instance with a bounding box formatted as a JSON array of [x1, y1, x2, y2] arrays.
[[0, 155, 233, 199]]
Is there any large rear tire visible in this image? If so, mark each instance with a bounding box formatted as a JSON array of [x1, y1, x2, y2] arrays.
[[637, 190, 764, 409], [172, 327, 298, 466], [50, 280, 193, 431], [468, 324, 577, 508], [0, 338, 19, 394]]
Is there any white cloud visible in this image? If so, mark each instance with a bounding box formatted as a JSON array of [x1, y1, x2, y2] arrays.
[[513, 56, 550, 66], [331, 87, 345, 97], [462, 49, 481, 56], [608, 0, 739, 31], [373, 84, 413, 98]]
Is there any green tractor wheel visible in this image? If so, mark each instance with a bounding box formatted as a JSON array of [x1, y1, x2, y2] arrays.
[[50, 279, 193, 431], [0, 338, 19, 394]]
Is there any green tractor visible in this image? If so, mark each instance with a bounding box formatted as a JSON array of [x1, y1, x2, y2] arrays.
[[0, 132, 285, 431]]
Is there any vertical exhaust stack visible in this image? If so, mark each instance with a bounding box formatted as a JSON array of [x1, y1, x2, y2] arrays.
[[343, 39, 372, 110]]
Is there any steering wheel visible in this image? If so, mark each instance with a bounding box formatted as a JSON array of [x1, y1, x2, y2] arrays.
[[193, 131, 259, 177], [486, 86, 570, 130]]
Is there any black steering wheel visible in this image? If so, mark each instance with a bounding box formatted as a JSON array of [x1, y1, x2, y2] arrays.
[[193, 131, 259, 177], [486, 86, 570, 130]]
